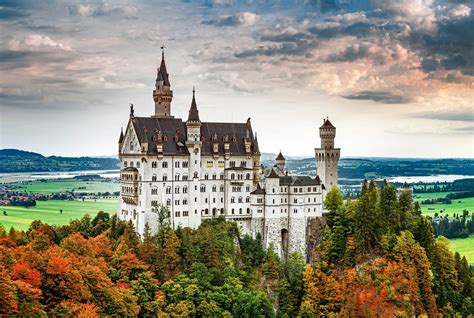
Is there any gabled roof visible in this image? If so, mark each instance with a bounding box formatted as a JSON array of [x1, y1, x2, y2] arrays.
[[279, 175, 321, 186], [267, 167, 280, 178], [118, 128, 124, 143], [320, 118, 335, 128], [124, 116, 259, 156], [275, 151, 285, 161], [251, 183, 266, 195]]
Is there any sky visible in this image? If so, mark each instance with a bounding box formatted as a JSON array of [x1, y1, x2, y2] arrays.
[[0, 0, 473, 158]]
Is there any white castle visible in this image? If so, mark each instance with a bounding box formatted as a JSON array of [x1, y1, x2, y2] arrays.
[[118, 51, 340, 258]]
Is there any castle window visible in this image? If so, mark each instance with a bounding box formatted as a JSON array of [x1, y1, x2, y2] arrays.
[[152, 174, 157, 182], [232, 209, 235, 214], [246, 185, 250, 192], [231, 173, 235, 180], [218, 161, 225, 167], [246, 197, 250, 203], [166, 199, 171, 206], [207, 161, 213, 168], [175, 161, 180, 168], [238, 197, 243, 203], [175, 211, 180, 217], [204, 173, 209, 180], [247, 208, 250, 214], [231, 197, 235, 203], [175, 174, 180, 181], [212, 185, 217, 192], [294, 209, 297, 214], [230, 161, 236, 167], [136, 162, 140, 168], [183, 186, 188, 194], [183, 199, 188, 205], [294, 198, 297, 203], [182, 174, 188, 181], [313, 187, 317, 191], [183, 161, 189, 168], [183, 211, 189, 216], [124, 161, 128, 167], [166, 186, 171, 194], [213, 198, 216, 203], [257, 198, 263, 204], [212, 173, 217, 180], [162, 161, 168, 168], [151, 188, 158, 195], [220, 173, 224, 179], [240, 161, 247, 167], [239, 208, 242, 214], [221, 198, 224, 203], [130, 162, 134, 167], [246, 173, 250, 180], [200, 185, 206, 192], [220, 185, 224, 192], [163, 174, 168, 181], [175, 186, 180, 194], [152, 161, 157, 168], [130, 142, 134, 151], [308, 187, 311, 192], [175, 200, 180, 205], [272, 188, 275, 193]]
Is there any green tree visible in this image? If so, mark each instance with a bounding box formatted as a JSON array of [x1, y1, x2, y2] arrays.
[[324, 186, 344, 228]]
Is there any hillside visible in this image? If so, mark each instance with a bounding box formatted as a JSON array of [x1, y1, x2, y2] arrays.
[[0, 149, 120, 173], [262, 154, 474, 180]]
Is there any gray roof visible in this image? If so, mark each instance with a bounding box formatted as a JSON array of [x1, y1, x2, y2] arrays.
[[279, 175, 321, 186], [187, 90, 200, 123], [157, 55, 170, 86], [275, 151, 285, 161], [128, 116, 259, 156], [251, 183, 266, 195], [320, 118, 335, 128]]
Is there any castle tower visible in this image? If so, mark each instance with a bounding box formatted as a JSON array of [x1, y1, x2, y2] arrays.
[[186, 88, 202, 228], [275, 151, 285, 173], [152, 48, 173, 117], [315, 118, 340, 192]]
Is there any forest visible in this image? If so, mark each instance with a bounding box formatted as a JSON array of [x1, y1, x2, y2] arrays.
[[0, 181, 473, 317]]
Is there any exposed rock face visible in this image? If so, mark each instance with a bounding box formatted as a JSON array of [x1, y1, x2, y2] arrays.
[[306, 216, 327, 263]]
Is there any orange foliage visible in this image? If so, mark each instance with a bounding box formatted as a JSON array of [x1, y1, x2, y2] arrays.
[[12, 262, 42, 288]]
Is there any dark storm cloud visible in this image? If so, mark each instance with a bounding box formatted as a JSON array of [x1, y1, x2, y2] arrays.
[[343, 91, 412, 104], [0, 6, 29, 20], [325, 42, 389, 64], [411, 109, 474, 122], [416, 13, 474, 75]]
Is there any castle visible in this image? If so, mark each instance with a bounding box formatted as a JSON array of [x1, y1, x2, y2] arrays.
[[118, 51, 340, 258]]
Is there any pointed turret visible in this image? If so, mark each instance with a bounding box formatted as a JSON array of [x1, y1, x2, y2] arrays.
[[152, 46, 173, 118], [187, 87, 201, 124]]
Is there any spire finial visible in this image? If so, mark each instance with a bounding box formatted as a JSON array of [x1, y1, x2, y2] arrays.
[[160, 44, 165, 59], [192, 86, 195, 97], [129, 103, 134, 117]]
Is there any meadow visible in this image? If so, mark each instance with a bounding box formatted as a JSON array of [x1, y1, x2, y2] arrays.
[[0, 198, 118, 231], [419, 197, 474, 218], [450, 235, 474, 265], [8, 179, 119, 194]]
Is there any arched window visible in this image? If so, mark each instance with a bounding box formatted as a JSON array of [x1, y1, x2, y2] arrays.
[[166, 186, 171, 194], [247, 208, 250, 214], [136, 162, 140, 168], [200, 185, 206, 193], [212, 173, 217, 180], [175, 186, 180, 194], [231, 197, 235, 203], [175, 174, 180, 181], [152, 174, 157, 181], [220, 173, 224, 180], [182, 174, 188, 181], [246, 196, 250, 203], [239, 208, 242, 214], [204, 173, 209, 180], [212, 185, 217, 192], [162, 174, 168, 181], [246, 173, 250, 180], [162, 161, 168, 168], [151, 187, 158, 195], [232, 208, 235, 214], [130, 162, 134, 167], [166, 199, 171, 206], [152, 161, 157, 168], [183, 186, 188, 194], [238, 196, 243, 203], [231, 173, 235, 180]]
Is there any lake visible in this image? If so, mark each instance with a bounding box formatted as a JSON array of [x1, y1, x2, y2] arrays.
[[0, 170, 120, 183]]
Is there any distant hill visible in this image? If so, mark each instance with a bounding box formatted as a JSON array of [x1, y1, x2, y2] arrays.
[[262, 156, 474, 181], [0, 149, 120, 173]]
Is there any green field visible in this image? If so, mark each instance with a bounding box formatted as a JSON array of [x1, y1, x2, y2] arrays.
[[450, 235, 474, 265], [7, 179, 119, 194], [0, 198, 119, 231], [420, 197, 474, 218], [414, 192, 456, 201]]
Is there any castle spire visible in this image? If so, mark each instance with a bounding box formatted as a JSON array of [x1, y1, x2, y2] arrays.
[[152, 45, 173, 118], [187, 87, 200, 124]]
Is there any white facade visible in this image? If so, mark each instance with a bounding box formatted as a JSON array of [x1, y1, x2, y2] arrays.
[[118, 54, 339, 259]]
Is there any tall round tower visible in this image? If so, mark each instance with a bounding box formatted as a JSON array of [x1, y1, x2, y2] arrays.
[[315, 118, 340, 193]]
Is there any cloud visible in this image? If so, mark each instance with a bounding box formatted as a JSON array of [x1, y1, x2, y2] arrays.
[[326, 42, 393, 64], [7, 34, 73, 51], [0, 6, 29, 20], [343, 90, 412, 104], [234, 41, 316, 58], [451, 126, 474, 134], [202, 12, 260, 27], [69, 3, 138, 19], [411, 108, 474, 122]]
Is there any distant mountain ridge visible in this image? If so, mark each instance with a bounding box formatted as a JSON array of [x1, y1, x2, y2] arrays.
[[1, 149, 473, 179], [0, 149, 120, 173]]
